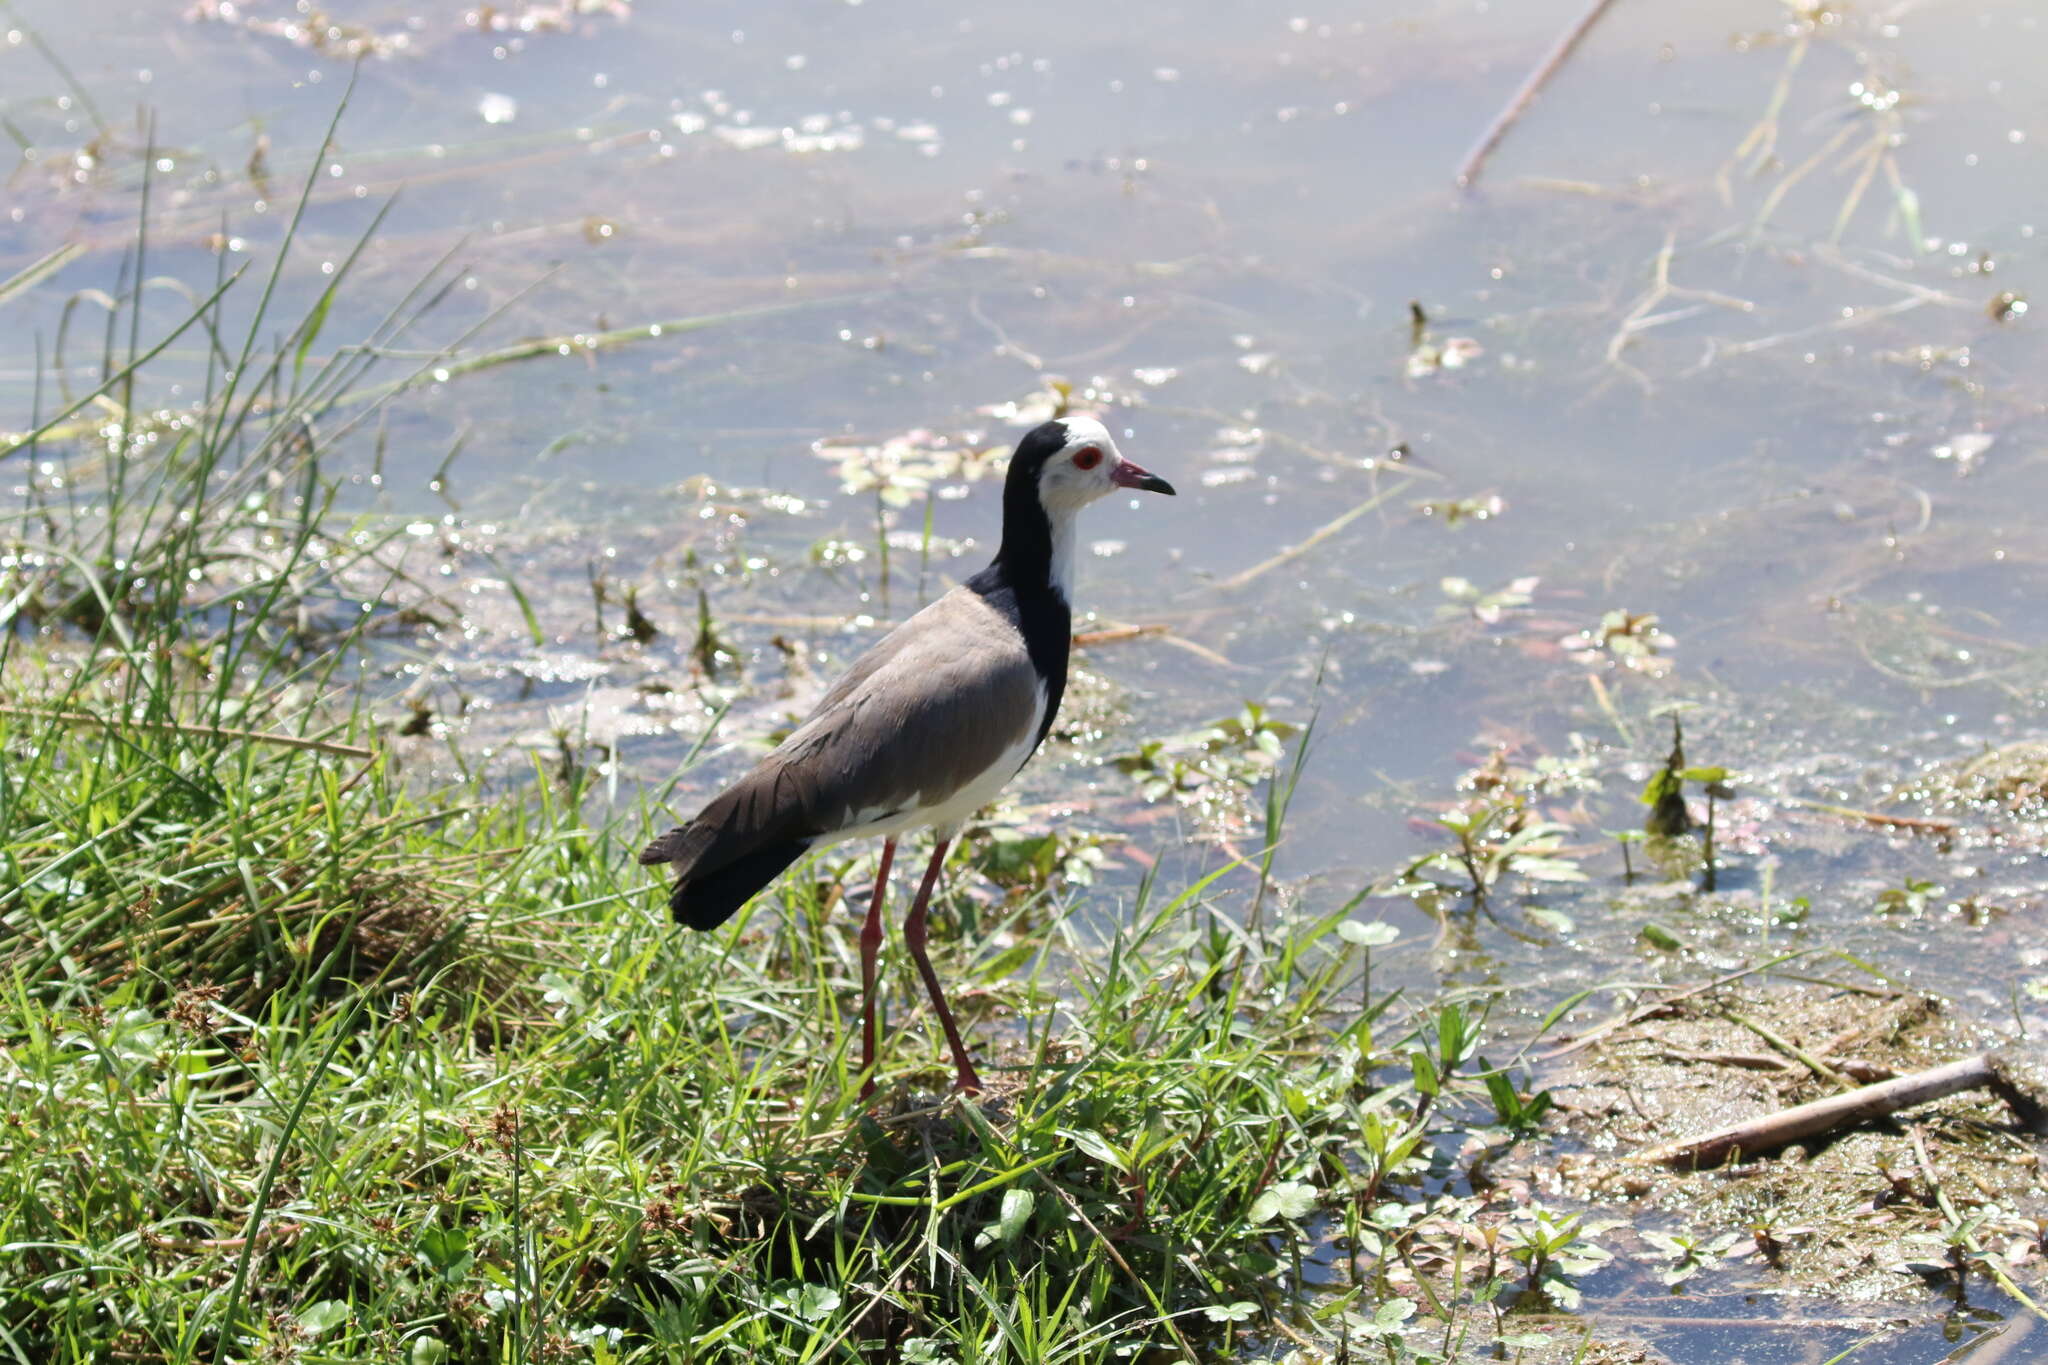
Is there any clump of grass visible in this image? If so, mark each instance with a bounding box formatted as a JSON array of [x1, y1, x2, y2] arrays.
[[4, 809, 1563, 1362]]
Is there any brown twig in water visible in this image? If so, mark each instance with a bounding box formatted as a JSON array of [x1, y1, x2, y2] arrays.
[[1639, 1053, 2047, 1168], [1714, 34, 1808, 204], [1456, 0, 1623, 188], [1787, 797, 1957, 835], [1073, 622, 1236, 670], [1072, 623, 1167, 648], [1649, 1047, 1897, 1083]]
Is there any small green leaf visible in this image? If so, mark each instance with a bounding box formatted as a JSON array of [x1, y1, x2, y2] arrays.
[[1336, 919, 1400, 947], [294, 282, 338, 385], [1410, 1047, 1440, 1097], [416, 1226, 472, 1284], [1248, 1180, 1317, 1224], [975, 941, 1038, 980], [774, 1283, 841, 1321], [1483, 1072, 1523, 1124], [1639, 922, 1683, 951], [486, 553, 545, 649], [1513, 856, 1588, 883], [1064, 1129, 1126, 1171], [1681, 766, 1728, 783], [408, 1339, 451, 1365], [975, 1187, 1035, 1249], [297, 1300, 350, 1337], [1202, 1301, 1259, 1323]]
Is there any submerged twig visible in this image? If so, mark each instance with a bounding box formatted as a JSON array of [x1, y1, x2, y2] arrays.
[[1715, 34, 1809, 203], [1541, 951, 1819, 1060], [1456, 0, 1622, 188], [333, 293, 886, 409], [1604, 233, 1754, 392], [1787, 797, 1957, 835], [1073, 623, 1168, 648], [1210, 479, 1413, 592]]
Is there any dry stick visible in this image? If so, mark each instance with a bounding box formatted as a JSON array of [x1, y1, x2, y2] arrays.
[[141, 1223, 302, 1254], [0, 704, 375, 758], [1651, 1047, 1800, 1073], [1211, 479, 1412, 592], [1515, 1311, 1893, 1330], [1639, 1054, 2048, 1168], [1455, 0, 1623, 188]]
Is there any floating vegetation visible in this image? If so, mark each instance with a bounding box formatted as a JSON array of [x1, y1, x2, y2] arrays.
[[811, 427, 1005, 504], [1564, 608, 1677, 676]]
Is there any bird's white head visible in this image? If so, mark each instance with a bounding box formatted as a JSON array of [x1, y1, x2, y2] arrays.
[[1026, 415, 1177, 518], [997, 415, 1175, 601]]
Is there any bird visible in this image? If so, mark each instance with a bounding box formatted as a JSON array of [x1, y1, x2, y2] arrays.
[[639, 415, 1175, 1095]]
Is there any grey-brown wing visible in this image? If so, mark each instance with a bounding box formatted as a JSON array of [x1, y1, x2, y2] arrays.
[[647, 589, 1039, 877]]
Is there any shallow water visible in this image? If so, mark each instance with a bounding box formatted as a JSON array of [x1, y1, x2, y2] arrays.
[[7, 0, 2048, 1354]]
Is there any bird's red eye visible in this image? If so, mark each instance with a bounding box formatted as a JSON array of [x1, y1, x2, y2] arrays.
[[1072, 446, 1103, 470]]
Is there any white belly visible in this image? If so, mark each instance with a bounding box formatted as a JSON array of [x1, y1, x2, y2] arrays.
[[823, 682, 1047, 845]]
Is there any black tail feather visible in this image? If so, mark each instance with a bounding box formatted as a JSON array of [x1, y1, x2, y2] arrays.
[[667, 839, 812, 931], [638, 827, 689, 867]]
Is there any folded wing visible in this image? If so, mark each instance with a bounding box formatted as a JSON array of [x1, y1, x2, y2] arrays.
[[640, 589, 1041, 929]]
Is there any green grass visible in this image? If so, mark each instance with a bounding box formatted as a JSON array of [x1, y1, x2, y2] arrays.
[[0, 703, 1494, 1364], [0, 109, 1558, 1365]]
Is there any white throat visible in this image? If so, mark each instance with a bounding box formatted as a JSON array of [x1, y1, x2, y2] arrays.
[[1046, 503, 1080, 602]]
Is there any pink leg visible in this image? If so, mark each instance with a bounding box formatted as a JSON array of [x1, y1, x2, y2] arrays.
[[902, 839, 982, 1093], [858, 838, 895, 1099]]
